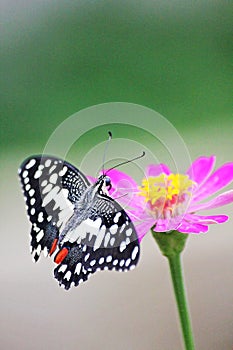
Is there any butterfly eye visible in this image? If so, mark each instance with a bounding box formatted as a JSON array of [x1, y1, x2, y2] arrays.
[[105, 176, 111, 189]]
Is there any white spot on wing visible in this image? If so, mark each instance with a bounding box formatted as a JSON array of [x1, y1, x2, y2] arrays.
[[34, 170, 42, 179], [119, 241, 126, 252], [59, 264, 67, 273], [24, 177, 29, 184], [31, 250, 37, 262], [110, 224, 118, 235], [125, 258, 131, 267], [33, 223, 40, 233], [131, 246, 139, 260], [113, 212, 121, 223], [29, 189, 35, 197], [86, 218, 102, 241], [104, 232, 111, 247], [110, 237, 115, 246], [106, 255, 112, 263], [64, 271, 72, 281], [42, 183, 53, 194], [59, 166, 68, 176], [26, 159, 36, 169], [50, 173, 58, 184], [49, 165, 57, 174], [119, 224, 126, 233], [120, 259, 125, 267], [36, 230, 44, 242], [36, 244, 42, 256], [53, 188, 69, 210], [75, 262, 82, 275], [42, 186, 60, 206], [38, 212, 44, 223], [22, 170, 28, 178], [84, 253, 90, 262], [126, 228, 133, 236], [45, 159, 52, 167], [93, 225, 106, 250], [41, 180, 48, 187]]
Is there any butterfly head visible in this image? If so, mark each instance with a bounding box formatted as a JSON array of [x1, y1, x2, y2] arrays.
[[97, 174, 112, 193]]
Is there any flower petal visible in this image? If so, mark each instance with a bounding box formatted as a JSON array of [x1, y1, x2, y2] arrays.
[[134, 220, 153, 242], [177, 221, 209, 234], [105, 169, 139, 190], [186, 156, 215, 185], [126, 209, 154, 242], [153, 219, 171, 232], [99, 168, 143, 206], [146, 164, 171, 177], [185, 214, 228, 224], [189, 190, 233, 212], [153, 217, 183, 232], [192, 163, 233, 201]]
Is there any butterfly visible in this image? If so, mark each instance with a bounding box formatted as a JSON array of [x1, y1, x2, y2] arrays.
[[18, 155, 140, 289]]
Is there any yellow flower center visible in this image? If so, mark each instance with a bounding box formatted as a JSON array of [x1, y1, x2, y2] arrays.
[[138, 174, 195, 219]]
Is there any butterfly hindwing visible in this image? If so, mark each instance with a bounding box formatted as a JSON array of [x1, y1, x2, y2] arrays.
[[54, 242, 90, 289], [19, 155, 90, 261], [54, 196, 140, 289]]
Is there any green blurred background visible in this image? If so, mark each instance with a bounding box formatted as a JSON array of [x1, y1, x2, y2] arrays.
[[1, 0, 232, 154], [1, 1, 233, 350]]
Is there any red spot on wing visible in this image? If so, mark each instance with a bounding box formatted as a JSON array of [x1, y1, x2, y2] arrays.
[[49, 238, 58, 255], [54, 247, 69, 264]]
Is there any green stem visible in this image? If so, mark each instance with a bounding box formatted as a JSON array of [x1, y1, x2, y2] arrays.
[[152, 230, 195, 350], [167, 254, 195, 350]]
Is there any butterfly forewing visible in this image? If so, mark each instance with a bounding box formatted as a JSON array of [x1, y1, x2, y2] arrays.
[[19, 156, 90, 261], [19, 155, 140, 289]]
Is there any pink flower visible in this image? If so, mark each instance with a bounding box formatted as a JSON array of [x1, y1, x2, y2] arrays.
[[104, 156, 233, 240]]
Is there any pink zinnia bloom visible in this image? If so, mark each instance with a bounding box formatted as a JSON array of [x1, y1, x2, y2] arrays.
[[102, 156, 233, 241]]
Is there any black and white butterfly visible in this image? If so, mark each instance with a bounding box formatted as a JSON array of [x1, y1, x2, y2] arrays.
[[18, 155, 140, 289]]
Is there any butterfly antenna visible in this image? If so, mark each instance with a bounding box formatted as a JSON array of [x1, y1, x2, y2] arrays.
[[102, 131, 112, 175], [105, 151, 145, 175]]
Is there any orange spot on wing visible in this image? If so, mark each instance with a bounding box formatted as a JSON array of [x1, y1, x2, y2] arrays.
[[54, 247, 69, 264], [49, 238, 58, 255]]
